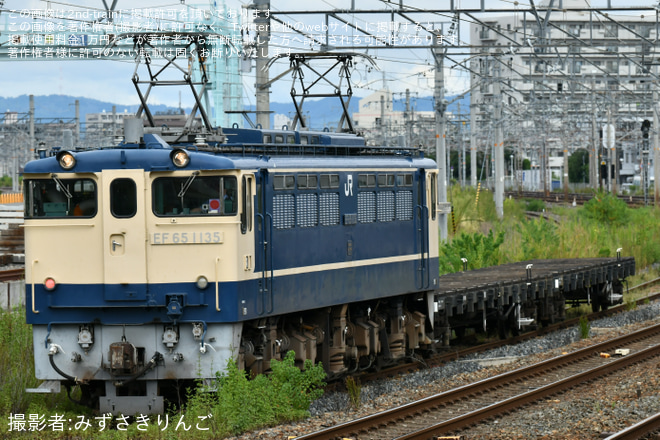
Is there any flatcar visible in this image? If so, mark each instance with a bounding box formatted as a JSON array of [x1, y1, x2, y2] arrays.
[[24, 120, 440, 414]]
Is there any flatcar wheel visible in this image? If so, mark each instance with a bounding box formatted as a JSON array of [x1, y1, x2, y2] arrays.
[[497, 317, 507, 340], [509, 310, 520, 337], [591, 296, 601, 313], [454, 326, 466, 342]]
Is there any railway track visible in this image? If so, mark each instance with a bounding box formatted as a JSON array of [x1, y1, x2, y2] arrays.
[[295, 322, 660, 440], [0, 267, 24, 282], [506, 190, 648, 207]]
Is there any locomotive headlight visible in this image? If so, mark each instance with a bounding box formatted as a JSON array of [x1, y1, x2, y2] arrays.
[[196, 276, 209, 290], [56, 151, 76, 170], [170, 149, 190, 168], [44, 277, 56, 291]]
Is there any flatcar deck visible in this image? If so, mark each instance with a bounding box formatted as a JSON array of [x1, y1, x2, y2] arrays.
[[435, 257, 635, 317]]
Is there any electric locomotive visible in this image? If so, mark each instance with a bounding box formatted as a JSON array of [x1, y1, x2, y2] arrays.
[[24, 120, 440, 414]]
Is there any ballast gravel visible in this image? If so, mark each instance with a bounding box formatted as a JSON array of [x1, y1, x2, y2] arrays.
[[228, 302, 660, 440]]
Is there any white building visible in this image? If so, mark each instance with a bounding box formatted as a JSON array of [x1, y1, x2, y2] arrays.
[[469, 0, 657, 188]]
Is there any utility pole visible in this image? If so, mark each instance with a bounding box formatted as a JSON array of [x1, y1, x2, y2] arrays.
[[458, 102, 466, 187], [405, 89, 411, 148], [654, 89, 659, 207], [433, 32, 449, 241], [493, 65, 504, 219], [380, 94, 386, 145], [590, 80, 599, 190], [470, 74, 478, 188], [254, 0, 271, 129], [28, 94, 34, 183], [75, 100, 80, 146], [607, 109, 613, 193], [563, 146, 569, 200]]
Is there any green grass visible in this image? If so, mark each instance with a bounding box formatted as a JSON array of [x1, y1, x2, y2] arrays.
[[0, 306, 326, 439], [444, 187, 660, 270], [4, 187, 660, 438]]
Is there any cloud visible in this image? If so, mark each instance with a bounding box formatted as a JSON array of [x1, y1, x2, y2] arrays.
[[2, 0, 473, 110]]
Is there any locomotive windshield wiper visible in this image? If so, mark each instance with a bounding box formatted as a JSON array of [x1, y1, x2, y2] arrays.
[[50, 174, 72, 199], [177, 171, 199, 199]]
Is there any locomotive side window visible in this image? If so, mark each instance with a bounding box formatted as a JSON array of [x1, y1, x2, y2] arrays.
[[241, 176, 253, 234], [320, 174, 339, 189], [273, 175, 295, 190], [397, 174, 413, 187], [358, 174, 376, 188], [152, 175, 238, 216], [297, 174, 318, 190], [377, 174, 396, 187], [24, 178, 97, 219], [110, 179, 137, 218], [430, 173, 437, 221]]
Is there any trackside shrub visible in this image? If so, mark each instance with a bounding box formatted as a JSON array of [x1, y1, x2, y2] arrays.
[[439, 230, 505, 274], [580, 192, 630, 225], [346, 376, 361, 410], [579, 315, 590, 339], [185, 350, 326, 438]]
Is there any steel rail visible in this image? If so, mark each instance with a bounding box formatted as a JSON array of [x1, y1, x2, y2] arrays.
[[0, 268, 24, 282], [294, 323, 660, 440], [603, 412, 660, 440], [399, 342, 660, 440]]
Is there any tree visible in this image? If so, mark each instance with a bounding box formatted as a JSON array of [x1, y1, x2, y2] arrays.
[[568, 149, 589, 183]]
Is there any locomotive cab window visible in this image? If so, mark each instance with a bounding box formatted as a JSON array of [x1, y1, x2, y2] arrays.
[[152, 175, 238, 216], [110, 179, 137, 218], [24, 177, 97, 219]]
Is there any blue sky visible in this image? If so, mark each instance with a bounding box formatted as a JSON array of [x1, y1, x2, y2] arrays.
[[0, 0, 653, 107], [4, 0, 646, 109], [0, 0, 478, 108]]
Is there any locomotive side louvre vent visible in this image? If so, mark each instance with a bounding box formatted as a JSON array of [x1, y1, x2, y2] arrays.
[[273, 194, 295, 229], [357, 192, 376, 223], [377, 191, 395, 222], [319, 193, 340, 226], [296, 193, 318, 228], [396, 191, 414, 221]]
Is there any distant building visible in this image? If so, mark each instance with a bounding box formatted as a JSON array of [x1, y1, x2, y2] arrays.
[[352, 88, 435, 149], [469, 0, 656, 188], [85, 110, 131, 140], [273, 113, 293, 130], [3, 111, 18, 125]]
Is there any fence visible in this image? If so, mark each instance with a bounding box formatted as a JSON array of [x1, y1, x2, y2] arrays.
[[0, 280, 25, 310], [0, 193, 23, 205]]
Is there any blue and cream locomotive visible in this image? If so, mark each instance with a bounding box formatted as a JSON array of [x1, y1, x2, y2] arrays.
[[24, 120, 440, 414]]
